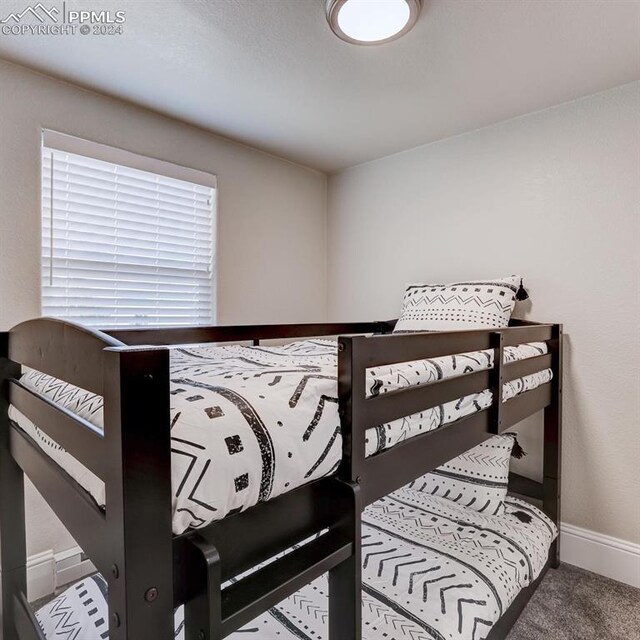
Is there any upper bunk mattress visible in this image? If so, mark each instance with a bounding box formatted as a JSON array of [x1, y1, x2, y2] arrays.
[[9, 339, 551, 534]]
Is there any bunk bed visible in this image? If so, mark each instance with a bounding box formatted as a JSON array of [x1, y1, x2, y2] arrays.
[[0, 316, 562, 640]]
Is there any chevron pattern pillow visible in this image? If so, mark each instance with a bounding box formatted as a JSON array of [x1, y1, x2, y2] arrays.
[[36, 574, 183, 639], [408, 434, 518, 515], [394, 276, 521, 332]]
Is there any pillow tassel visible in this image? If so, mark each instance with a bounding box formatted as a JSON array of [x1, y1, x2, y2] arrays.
[[512, 510, 533, 524], [511, 437, 526, 460], [505, 432, 527, 459], [515, 278, 529, 301]]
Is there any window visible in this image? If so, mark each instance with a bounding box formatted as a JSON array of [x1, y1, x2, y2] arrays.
[[41, 131, 216, 328]]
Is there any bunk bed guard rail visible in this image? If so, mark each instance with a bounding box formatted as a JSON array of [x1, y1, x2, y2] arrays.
[[336, 321, 562, 523]]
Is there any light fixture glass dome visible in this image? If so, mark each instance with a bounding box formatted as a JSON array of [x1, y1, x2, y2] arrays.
[[326, 0, 422, 45]]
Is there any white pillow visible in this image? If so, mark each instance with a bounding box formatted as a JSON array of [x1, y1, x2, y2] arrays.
[[37, 574, 184, 639], [408, 434, 522, 515], [394, 275, 522, 332]]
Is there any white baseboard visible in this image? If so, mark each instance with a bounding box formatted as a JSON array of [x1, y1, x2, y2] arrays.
[[26, 550, 56, 602], [27, 546, 96, 602], [560, 522, 640, 588]]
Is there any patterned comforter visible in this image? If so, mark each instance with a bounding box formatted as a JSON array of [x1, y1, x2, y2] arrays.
[[37, 488, 557, 640], [10, 340, 551, 534]]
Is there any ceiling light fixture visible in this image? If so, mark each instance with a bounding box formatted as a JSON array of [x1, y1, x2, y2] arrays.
[[326, 0, 422, 46]]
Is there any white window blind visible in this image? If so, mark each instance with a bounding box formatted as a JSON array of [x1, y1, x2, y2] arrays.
[[41, 135, 216, 328]]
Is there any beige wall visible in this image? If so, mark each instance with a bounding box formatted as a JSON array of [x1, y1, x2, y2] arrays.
[[327, 82, 640, 544], [2, 58, 638, 559], [0, 60, 328, 556]]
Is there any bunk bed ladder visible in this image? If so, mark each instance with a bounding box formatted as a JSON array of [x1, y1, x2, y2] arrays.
[[182, 481, 362, 640]]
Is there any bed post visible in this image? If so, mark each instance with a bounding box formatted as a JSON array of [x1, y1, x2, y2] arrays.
[[544, 324, 563, 569], [332, 336, 365, 640], [328, 481, 361, 640], [182, 536, 222, 640], [103, 348, 175, 640], [0, 333, 27, 640], [489, 331, 505, 434]]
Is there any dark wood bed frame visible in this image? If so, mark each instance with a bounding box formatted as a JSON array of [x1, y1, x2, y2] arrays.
[[0, 317, 562, 640]]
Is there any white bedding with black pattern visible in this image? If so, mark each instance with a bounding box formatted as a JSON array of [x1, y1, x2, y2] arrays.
[[9, 340, 551, 534], [36, 488, 557, 640]]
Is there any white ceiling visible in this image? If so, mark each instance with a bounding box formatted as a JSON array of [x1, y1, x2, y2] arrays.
[[1, 0, 639, 172]]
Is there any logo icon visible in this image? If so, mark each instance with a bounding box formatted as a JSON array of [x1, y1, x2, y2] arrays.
[[1, 3, 59, 24]]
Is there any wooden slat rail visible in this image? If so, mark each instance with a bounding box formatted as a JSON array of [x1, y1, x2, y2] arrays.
[[177, 480, 361, 640], [502, 324, 553, 347], [173, 477, 354, 595], [220, 529, 352, 636], [356, 331, 493, 368], [359, 377, 554, 496], [9, 380, 107, 481], [359, 376, 554, 505], [502, 383, 553, 430], [509, 318, 545, 327], [9, 317, 124, 395], [102, 320, 550, 351], [504, 353, 552, 383], [104, 321, 393, 347], [361, 345, 553, 432], [360, 369, 491, 430], [9, 425, 109, 575], [353, 324, 553, 368], [361, 411, 492, 505], [352, 322, 554, 369]]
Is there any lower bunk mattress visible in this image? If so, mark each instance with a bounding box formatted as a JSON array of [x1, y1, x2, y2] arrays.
[[9, 339, 552, 534], [36, 486, 557, 640]]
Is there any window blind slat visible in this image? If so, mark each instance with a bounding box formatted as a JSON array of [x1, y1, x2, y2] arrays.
[[42, 165, 213, 206], [43, 153, 213, 197], [43, 213, 212, 242], [42, 143, 215, 328], [42, 260, 214, 282], [46, 243, 212, 268], [42, 207, 213, 243], [43, 188, 214, 223], [43, 174, 213, 211], [41, 315, 212, 328], [45, 229, 213, 253], [42, 172, 213, 208]]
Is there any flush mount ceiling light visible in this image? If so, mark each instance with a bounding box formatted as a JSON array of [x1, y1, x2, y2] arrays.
[[326, 0, 422, 45]]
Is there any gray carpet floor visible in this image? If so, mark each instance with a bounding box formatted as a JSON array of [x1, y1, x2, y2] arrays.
[[32, 563, 639, 639], [508, 563, 640, 640]]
